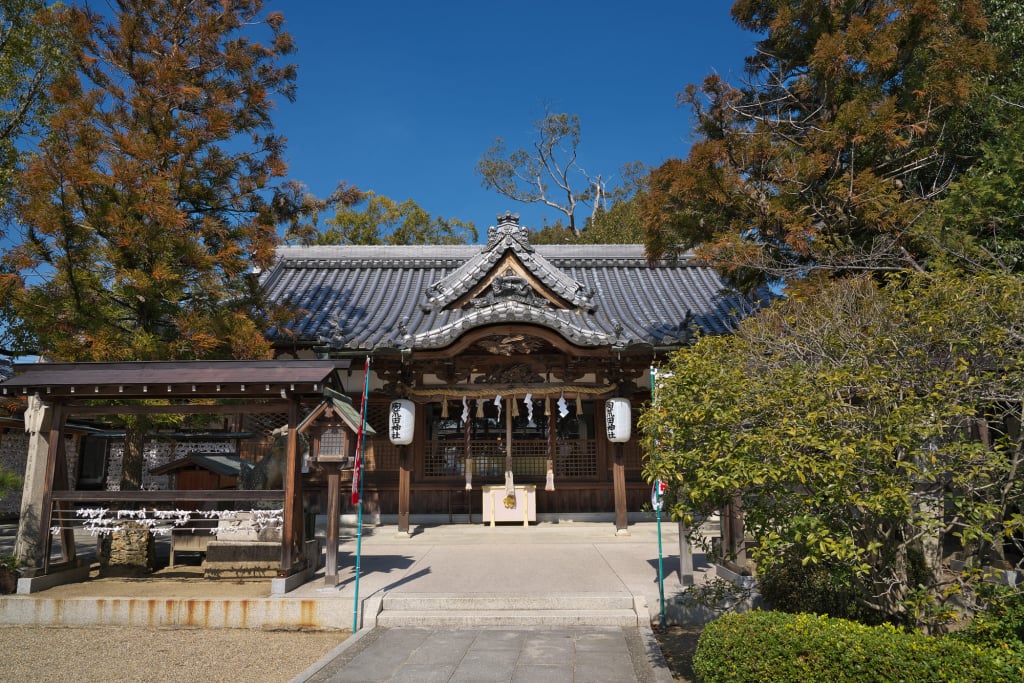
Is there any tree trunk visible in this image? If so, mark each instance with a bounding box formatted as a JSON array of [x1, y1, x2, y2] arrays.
[[107, 420, 154, 573], [119, 423, 146, 491]]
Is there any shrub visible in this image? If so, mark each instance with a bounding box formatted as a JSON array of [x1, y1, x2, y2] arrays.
[[758, 554, 881, 625], [954, 591, 1024, 658], [694, 611, 1024, 683], [0, 554, 19, 594]]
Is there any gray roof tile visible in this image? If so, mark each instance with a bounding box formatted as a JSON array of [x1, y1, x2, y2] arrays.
[[263, 215, 757, 353]]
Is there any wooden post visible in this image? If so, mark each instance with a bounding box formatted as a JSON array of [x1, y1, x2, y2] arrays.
[[37, 403, 65, 575], [15, 398, 53, 571], [324, 464, 340, 584], [52, 430, 76, 566], [397, 445, 410, 533], [679, 520, 694, 586], [280, 399, 301, 576], [613, 441, 627, 532]]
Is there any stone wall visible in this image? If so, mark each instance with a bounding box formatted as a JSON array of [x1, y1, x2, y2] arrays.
[[0, 431, 28, 518], [103, 439, 233, 491], [0, 432, 77, 519]]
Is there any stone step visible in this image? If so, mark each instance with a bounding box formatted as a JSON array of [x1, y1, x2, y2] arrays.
[[375, 608, 640, 628], [381, 592, 635, 612], [0, 596, 352, 630]]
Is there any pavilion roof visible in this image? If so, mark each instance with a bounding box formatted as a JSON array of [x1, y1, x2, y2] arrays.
[[0, 359, 350, 400]]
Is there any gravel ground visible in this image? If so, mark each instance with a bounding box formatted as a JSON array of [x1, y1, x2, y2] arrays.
[[0, 625, 349, 683]]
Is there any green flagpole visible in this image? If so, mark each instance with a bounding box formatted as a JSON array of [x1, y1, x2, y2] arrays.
[[351, 356, 371, 633], [652, 366, 666, 627]]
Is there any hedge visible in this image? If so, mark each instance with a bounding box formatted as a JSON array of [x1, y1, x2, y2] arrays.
[[694, 611, 1024, 683]]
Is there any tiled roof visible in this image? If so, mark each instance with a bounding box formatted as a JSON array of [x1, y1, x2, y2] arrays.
[[261, 214, 757, 353]]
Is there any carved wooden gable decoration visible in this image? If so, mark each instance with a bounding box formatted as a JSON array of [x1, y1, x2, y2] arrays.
[[423, 212, 595, 315]]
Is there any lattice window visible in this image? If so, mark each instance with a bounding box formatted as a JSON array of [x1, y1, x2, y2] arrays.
[[366, 401, 399, 472], [425, 442, 465, 477], [243, 411, 289, 438], [555, 440, 598, 477], [319, 429, 347, 458], [423, 438, 597, 479]]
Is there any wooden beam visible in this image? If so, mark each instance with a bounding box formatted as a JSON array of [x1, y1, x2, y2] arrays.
[[51, 490, 285, 502], [63, 403, 291, 416]]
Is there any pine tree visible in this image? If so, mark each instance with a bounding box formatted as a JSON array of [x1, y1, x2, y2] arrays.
[[642, 0, 996, 289]]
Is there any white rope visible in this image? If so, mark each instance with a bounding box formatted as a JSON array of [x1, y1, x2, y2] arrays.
[[52, 508, 284, 537]]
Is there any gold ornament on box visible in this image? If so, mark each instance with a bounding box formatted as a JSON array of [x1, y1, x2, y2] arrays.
[[503, 494, 516, 509]]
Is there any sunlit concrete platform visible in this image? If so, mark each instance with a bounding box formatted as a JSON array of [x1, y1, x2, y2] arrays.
[[0, 517, 715, 631]]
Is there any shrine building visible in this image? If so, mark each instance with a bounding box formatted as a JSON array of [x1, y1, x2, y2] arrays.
[[262, 212, 756, 531]]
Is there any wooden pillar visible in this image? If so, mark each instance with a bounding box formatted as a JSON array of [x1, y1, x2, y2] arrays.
[[324, 465, 340, 584], [679, 520, 695, 586], [397, 445, 410, 533], [613, 441, 627, 532], [37, 403, 65, 575], [280, 399, 302, 576], [15, 398, 53, 571], [52, 428, 76, 566]]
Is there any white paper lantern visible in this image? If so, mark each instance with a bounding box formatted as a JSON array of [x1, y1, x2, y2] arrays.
[[605, 398, 631, 443], [389, 399, 415, 445]]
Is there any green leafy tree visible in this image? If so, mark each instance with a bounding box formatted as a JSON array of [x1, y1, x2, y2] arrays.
[[922, 0, 1024, 274], [310, 191, 476, 246], [641, 0, 996, 290], [642, 272, 1024, 628], [514, 162, 648, 245], [577, 163, 649, 244], [0, 0, 297, 489], [526, 219, 577, 245], [275, 180, 364, 246]]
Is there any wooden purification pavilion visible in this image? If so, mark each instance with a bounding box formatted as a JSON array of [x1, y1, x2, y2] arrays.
[[0, 359, 351, 580]]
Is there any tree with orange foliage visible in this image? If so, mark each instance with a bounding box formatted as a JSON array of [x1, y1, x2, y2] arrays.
[[1, 0, 297, 364], [641, 0, 997, 291]]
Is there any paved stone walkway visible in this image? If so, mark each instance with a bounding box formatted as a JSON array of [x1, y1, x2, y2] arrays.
[[297, 626, 659, 683]]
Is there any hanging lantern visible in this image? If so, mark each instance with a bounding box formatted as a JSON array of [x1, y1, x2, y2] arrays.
[[605, 398, 631, 443], [389, 399, 415, 445]]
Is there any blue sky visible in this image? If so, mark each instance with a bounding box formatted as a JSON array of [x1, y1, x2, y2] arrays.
[[272, 1, 758, 239]]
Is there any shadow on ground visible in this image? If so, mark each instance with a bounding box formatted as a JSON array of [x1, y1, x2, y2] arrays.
[[653, 625, 703, 683]]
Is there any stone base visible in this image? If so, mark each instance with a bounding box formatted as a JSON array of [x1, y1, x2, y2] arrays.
[[98, 524, 156, 576], [16, 563, 91, 594], [203, 541, 279, 579]]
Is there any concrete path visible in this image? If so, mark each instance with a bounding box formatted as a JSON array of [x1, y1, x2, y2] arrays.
[[296, 626, 662, 683], [290, 519, 706, 623], [285, 520, 708, 682], [2, 518, 715, 682]]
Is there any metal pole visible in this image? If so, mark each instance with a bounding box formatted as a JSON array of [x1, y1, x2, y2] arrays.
[[351, 356, 371, 633], [658, 504, 665, 627], [651, 366, 665, 626]]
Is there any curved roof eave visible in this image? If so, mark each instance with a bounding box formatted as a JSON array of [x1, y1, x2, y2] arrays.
[[407, 301, 615, 350]]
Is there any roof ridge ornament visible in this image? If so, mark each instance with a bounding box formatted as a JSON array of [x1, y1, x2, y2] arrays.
[[483, 211, 533, 253]]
